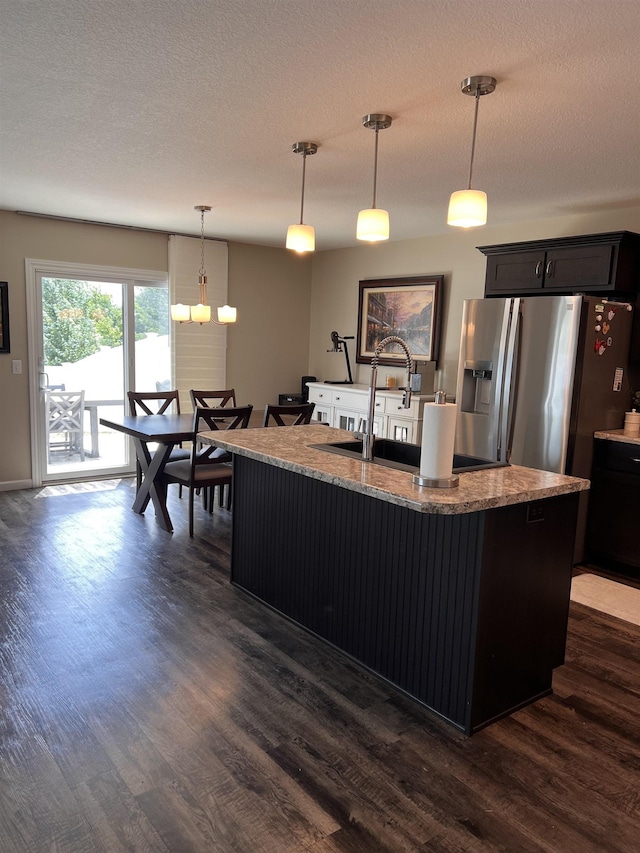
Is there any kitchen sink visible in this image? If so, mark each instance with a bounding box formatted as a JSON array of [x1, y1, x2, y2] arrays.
[[310, 438, 508, 474]]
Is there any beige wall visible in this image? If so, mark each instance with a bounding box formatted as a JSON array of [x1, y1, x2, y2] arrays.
[[309, 206, 640, 395], [227, 243, 312, 411], [0, 212, 312, 487]]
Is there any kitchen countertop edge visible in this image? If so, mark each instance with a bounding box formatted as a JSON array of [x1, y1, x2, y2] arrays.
[[199, 424, 589, 515], [595, 429, 640, 446]]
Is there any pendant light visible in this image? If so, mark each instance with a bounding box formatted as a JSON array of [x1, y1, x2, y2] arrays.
[[357, 114, 392, 242], [447, 75, 497, 228], [286, 142, 318, 253], [170, 205, 237, 325]]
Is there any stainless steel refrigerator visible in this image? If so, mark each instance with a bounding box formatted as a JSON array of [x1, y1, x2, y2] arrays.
[[455, 295, 633, 480]]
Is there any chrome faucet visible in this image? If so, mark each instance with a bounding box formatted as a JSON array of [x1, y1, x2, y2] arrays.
[[361, 335, 414, 461]]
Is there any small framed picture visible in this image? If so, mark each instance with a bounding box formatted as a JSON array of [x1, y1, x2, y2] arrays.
[[0, 282, 9, 353], [356, 275, 443, 365]]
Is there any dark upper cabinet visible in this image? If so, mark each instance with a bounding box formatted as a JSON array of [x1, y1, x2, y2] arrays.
[[480, 231, 640, 296], [485, 250, 546, 292]]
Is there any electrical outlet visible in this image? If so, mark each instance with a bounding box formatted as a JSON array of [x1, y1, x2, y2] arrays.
[[526, 503, 544, 523], [11, 360, 22, 375]]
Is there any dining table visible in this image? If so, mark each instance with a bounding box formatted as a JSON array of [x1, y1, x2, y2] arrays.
[[99, 413, 195, 532]]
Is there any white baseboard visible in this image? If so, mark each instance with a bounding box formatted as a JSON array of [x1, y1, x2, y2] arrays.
[[0, 479, 34, 492]]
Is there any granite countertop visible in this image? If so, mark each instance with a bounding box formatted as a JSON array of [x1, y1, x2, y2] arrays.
[[594, 429, 640, 446], [198, 424, 589, 515]]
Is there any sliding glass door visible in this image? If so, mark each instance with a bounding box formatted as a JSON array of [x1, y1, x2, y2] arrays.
[[26, 260, 169, 485]]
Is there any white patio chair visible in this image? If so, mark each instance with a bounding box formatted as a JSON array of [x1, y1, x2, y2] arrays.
[[46, 390, 86, 462]]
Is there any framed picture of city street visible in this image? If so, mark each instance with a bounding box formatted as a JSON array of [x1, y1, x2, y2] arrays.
[[356, 275, 443, 365]]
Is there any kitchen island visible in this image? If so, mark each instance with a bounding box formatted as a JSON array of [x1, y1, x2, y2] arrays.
[[199, 424, 589, 734]]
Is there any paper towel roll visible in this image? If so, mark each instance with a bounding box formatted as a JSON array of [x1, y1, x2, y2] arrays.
[[419, 401, 458, 480]]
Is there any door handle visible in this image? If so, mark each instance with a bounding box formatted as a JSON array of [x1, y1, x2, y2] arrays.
[[545, 260, 554, 277], [535, 261, 542, 277], [498, 299, 520, 464]]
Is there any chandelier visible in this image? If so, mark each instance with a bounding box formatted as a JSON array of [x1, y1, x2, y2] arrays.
[[170, 205, 237, 325]]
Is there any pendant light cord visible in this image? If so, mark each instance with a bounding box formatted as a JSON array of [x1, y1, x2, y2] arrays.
[[467, 87, 481, 190], [371, 128, 379, 209], [299, 151, 307, 225], [199, 208, 206, 277], [198, 207, 207, 305]]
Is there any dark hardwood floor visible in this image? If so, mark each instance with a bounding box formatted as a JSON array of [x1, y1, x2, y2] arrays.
[[1, 479, 639, 852]]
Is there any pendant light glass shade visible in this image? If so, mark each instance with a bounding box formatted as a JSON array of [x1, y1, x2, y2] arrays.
[[447, 76, 496, 229], [170, 205, 237, 325], [170, 303, 191, 322], [356, 208, 390, 242], [286, 142, 318, 253], [286, 223, 315, 253], [190, 303, 211, 324], [217, 304, 237, 324], [357, 114, 392, 242], [447, 189, 487, 228]]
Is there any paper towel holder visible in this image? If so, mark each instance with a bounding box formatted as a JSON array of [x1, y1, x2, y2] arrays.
[[412, 472, 459, 489], [412, 391, 460, 488]]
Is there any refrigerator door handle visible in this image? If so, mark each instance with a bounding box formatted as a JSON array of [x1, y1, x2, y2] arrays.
[[490, 299, 513, 462], [497, 298, 520, 463]]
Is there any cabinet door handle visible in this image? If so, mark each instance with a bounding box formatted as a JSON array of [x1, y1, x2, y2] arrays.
[[546, 260, 554, 277], [632, 458, 640, 464], [335, 396, 340, 401], [535, 261, 542, 277]]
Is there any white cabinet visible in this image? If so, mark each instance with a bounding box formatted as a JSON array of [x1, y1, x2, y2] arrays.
[[387, 417, 417, 443], [307, 383, 429, 442], [312, 405, 332, 424], [334, 407, 360, 432]]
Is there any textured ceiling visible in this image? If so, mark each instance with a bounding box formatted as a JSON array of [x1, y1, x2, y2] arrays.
[[1, 0, 639, 250]]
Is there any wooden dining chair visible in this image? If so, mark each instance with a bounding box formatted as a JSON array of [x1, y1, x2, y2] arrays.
[[189, 389, 237, 409], [262, 402, 315, 427], [162, 405, 253, 537], [128, 390, 181, 416], [127, 390, 190, 491]]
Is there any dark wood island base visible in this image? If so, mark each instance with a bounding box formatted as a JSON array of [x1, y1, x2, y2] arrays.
[[231, 455, 579, 735], [197, 424, 588, 735]]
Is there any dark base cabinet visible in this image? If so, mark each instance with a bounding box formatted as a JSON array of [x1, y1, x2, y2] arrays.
[[231, 456, 579, 735], [587, 439, 640, 573]]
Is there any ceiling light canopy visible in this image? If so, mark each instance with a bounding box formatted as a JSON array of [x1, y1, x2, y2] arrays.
[[447, 75, 497, 229], [170, 205, 237, 325], [286, 142, 318, 253], [357, 114, 392, 242]]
